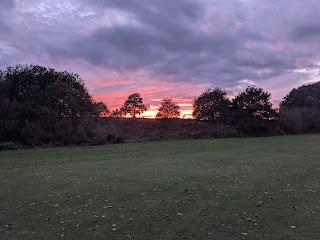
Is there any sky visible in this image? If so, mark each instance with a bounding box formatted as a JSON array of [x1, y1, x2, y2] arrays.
[[1, 0, 320, 118]]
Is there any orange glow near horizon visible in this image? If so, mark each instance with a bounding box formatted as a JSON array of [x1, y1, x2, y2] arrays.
[[90, 78, 205, 119], [138, 109, 194, 119], [90, 74, 284, 119], [93, 92, 194, 118]]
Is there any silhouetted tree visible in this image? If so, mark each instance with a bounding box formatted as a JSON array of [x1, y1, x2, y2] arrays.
[[0, 64, 108, 145], [93, 102, 109, 117], [2, 64, 100, 118], [193, 88, 231, 122], [121, 93, 148, 118], [280, 82, 320, 109], [279, 82, 320, 133], [231, 86, 279, 135], [156, 97, 181, 119], [110, 108, 125, 118]]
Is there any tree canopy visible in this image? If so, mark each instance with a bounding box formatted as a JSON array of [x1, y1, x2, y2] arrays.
[[121, 93, 148, 118], [279, 81, 320, 133], [1, 64, 102, 118], [192, 88, 231, 122], [0, 64, 108, 145], [156, 97, 181, 119], [280, 82, 320, 109], [93, 102, 109, 117], [110, 108, 125, 118], [231, 86, 279, 135], [232, 86, 275, 116]]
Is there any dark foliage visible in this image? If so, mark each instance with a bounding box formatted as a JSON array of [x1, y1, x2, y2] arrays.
[[193, 88, 231, 122], [121, 93, 148, 118], [0, 64, 109, 146], [100, 118, 240, 142], [231, 86, 279, 136], [93, 102, 109, 117], [280, 82, 320, 109], [156, 97, 181, 119], [280, 82, 320, 134], [0, 142, 23, 151], [110, 108, 125, 118], [280, 107, 320, 134]]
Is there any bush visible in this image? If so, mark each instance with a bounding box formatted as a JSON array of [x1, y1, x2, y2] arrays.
[[280, 107, 320, 134], [0, 64, 109, 147], [99, 118, 240, 142], [231, 113, 281, 136], [0, 142, 23, 151]]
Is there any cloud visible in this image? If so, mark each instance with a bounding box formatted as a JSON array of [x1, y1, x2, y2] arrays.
[[0, 0, 15, 32], [291, 23, 320, 41], [1, 0, 320, 112], [0, 0, 15, 9]]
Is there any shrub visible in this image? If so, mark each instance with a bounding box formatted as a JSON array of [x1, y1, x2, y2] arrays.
[[280, 107, 320, 134], [0, 142, 23, 151]]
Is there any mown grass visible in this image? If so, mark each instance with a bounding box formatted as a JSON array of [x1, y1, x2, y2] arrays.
[[0, 135, 320, 239]]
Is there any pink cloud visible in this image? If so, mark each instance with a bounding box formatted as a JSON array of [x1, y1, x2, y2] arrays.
[[90, 79, 135, 87], [90, 76, 207, 118]]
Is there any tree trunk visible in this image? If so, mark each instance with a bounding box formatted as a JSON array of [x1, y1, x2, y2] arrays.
[[133, 108, 136, 118]]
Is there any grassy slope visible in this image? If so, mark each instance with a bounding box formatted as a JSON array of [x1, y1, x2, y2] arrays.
[[0, 135, 320, 239]]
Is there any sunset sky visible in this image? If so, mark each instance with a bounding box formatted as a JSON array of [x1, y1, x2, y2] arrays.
[[1, 0, 320, 118]]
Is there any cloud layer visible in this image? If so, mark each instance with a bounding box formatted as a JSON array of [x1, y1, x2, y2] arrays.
[[1, 0, 320, 116]]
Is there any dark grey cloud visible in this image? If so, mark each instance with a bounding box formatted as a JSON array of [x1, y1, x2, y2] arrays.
[[0, 0, 15, 9], [291, 23, 320, 40], [0, 0, 15, 32], [1, 0, 320, 103]]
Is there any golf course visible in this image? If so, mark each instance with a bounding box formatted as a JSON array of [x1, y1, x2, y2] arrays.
[[1, 135, 319, 239]]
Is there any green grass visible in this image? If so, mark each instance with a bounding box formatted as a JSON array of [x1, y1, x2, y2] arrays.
[[1, 135, 320, 239]]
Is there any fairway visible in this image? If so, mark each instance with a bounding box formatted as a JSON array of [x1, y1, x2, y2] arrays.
[[1, 135, 320, 239]]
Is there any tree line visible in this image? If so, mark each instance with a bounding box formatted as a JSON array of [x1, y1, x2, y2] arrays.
[[107, 94, 181, 119], [111, 86, 279, 135], [0, 64, 319, 149]]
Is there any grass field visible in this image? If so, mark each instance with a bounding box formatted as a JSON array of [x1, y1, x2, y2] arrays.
[[0, 135, 320, 239]]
